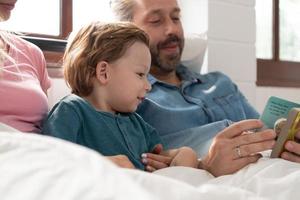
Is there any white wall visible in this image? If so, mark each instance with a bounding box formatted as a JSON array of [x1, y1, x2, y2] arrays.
[[207, 0, 300, 114], [179, 0, 208, 34], [208, 0, 257, 109], [47, 78, 70, 109]]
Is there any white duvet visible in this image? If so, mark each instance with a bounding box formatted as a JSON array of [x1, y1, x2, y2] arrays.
[[0, 127, 300, 200]]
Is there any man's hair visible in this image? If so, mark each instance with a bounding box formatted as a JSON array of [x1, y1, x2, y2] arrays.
[[63, 21, 149, 96], [110, 0, 136, 21]]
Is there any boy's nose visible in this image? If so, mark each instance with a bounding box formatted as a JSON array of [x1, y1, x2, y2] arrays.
[[145, 79, 152, 92]]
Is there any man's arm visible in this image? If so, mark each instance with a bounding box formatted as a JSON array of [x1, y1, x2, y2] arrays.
[[199, 119, 276, 177], [143, 119, 276, 177]]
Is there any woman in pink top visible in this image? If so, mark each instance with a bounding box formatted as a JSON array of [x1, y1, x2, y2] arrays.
[[0, 0, 51, 133]]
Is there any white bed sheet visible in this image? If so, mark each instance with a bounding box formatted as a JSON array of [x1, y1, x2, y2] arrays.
[[1, 126, 300, 200], [153, 158, 300, 200], [0, 130, 154, 200]]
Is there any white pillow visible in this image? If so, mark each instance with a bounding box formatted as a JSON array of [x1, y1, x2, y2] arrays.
[[181, 32, 207, 73]]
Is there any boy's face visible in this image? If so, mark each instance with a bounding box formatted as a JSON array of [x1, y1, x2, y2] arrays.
[[106, 41, 151, 113], [131, 0, 184, 73]]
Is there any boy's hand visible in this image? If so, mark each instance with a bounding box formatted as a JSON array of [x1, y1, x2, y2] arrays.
[[106, 155, 135, 169], [151, 143, 163, 154], [141, 144, 172, 172]]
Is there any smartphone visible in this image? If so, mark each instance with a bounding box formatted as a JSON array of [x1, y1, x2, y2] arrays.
[[270, 107, 300, 158]]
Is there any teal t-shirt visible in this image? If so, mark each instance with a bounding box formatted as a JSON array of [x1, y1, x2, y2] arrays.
[[42, 94, 162, 170]]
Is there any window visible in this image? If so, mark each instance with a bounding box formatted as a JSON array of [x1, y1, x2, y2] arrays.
[[1, 0, 207, 77], [279, 0, 300, 62], [1, 0, 72, 76], [1, 0, 60, 36], [1, 0, 71, 39], [1, 0, 115, 50], [73, 0, 114, 31], [256, 0, 300, 87]]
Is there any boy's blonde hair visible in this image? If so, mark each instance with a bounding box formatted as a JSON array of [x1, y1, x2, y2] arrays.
[[63, 21, 149, 96], [0, 31, 19, 77]]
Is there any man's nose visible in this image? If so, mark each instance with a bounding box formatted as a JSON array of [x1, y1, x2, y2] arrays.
[[165, 18, 178, 35]]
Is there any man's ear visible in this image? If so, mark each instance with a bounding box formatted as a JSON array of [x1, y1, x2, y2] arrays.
[[95, 61, 109, 84]]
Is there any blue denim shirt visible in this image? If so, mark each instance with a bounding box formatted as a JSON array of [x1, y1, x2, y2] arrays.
[[137, 65, 259, 155]]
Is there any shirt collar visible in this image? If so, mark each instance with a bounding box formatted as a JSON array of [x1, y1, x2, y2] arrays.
[[147, 64, 204, 85]]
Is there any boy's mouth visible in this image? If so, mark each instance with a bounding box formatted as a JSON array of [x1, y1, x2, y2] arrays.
[[137, 97, 145, 102]]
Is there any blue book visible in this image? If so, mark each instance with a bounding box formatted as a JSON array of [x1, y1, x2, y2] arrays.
[[260, 96, 300, 158], [260, 96, 300, 129]]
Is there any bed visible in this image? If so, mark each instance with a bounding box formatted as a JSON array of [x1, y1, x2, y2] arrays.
[[1, 122, 300, 200], [2, 34, 300, 200]]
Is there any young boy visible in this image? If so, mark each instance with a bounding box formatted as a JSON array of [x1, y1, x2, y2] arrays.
[[42, 21, 198, 171]]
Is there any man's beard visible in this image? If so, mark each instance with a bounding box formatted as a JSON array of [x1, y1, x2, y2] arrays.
[[150, 35, 184, 73]]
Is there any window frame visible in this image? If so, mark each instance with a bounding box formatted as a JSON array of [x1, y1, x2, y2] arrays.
[[21, 0, 71, 77], [257, 0, 300, 87]]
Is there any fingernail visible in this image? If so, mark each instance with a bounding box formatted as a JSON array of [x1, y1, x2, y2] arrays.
[[146, 165, 153, 171], [271, 140, 276, 146], [141, 158, 147, 164], [281, 152, 289, 159], [141, 153, 147, 158], [285, 142, 293, 150]]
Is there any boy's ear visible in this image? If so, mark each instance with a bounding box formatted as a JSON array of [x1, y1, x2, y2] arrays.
[[95, 61, 109, 83]]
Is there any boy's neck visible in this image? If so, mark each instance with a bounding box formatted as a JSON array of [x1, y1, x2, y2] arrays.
[[83, 94, 115, 114]]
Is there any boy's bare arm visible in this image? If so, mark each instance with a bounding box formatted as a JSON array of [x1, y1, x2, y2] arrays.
[[166, 147, 199, 168], [106, 155, 135, 169], [141, 146, 199, 172]]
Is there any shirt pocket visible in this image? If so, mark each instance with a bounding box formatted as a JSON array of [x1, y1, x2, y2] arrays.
[[210, 93, 247, 122]]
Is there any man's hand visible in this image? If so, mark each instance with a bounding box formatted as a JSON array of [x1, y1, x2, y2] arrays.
[[106, 155, 135, 169], [281, 130, 300, 163], [200, 119, 276, 177]]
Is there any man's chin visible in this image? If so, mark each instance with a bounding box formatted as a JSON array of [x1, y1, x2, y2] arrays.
[[151, 53, 181, 72], [156, 64, 178, 73], [161, 57, 181, 71]]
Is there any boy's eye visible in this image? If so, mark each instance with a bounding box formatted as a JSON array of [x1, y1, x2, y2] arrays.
[[137, 73, 145, 78]]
